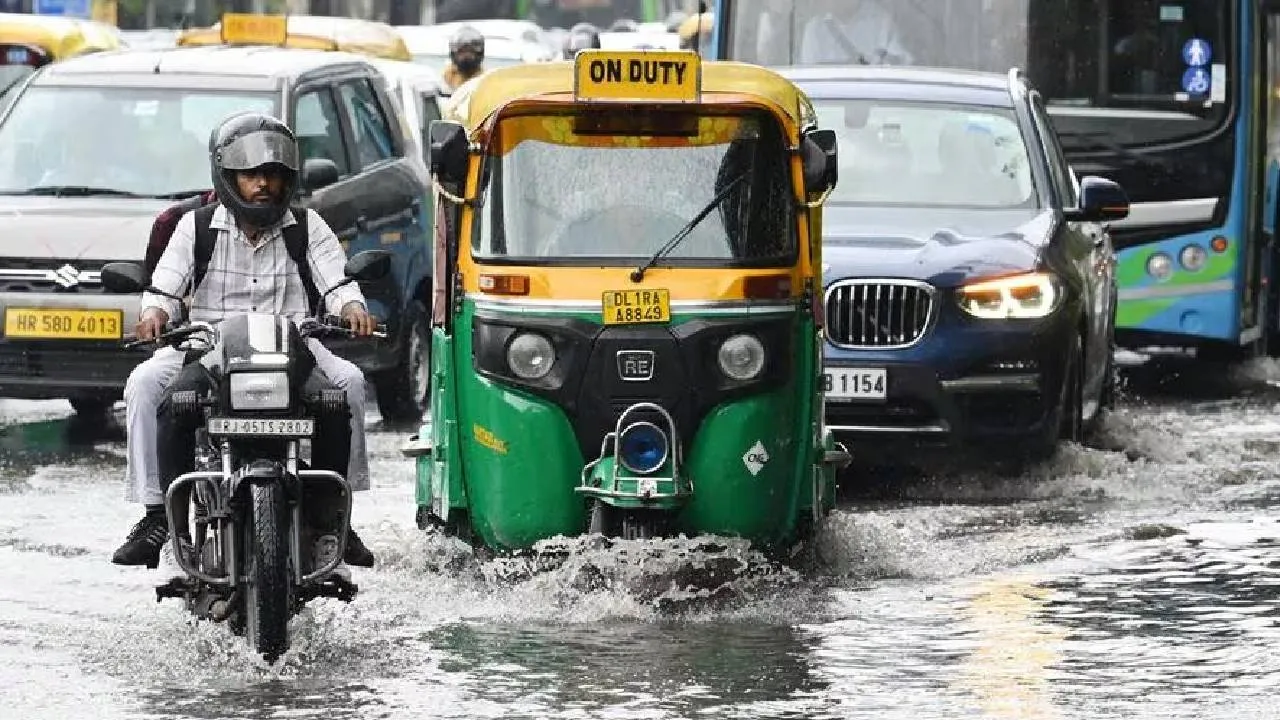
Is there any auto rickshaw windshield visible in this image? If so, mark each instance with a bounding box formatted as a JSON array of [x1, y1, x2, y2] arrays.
[[473, 109, 798, 265]]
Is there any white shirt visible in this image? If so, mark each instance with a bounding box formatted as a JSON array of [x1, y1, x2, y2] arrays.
[[799, 2, 913, 66], [142, 204, 365, 324]]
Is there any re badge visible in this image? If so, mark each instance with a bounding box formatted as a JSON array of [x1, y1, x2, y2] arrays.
[[743, 440, 769, 476]]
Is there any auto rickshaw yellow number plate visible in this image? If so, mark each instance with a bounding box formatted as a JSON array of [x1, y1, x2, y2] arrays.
[[602, 289, 671, 325], [221, 13, 288, 46], [574, 49, 701, 103], [3, 308, 123, 340]]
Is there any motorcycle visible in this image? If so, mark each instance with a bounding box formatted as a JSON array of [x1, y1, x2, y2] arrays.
[[100, 249, 391, 662]]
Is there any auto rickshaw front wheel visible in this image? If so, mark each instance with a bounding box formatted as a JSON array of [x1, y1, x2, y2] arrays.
[[588, 500, 667, 540]]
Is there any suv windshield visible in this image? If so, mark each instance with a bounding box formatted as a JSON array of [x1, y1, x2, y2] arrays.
[[474, 111, 796, 265], [728, 0, 1230, 144], [812, 98, 1037, 209], [0, 85, 277, 197]]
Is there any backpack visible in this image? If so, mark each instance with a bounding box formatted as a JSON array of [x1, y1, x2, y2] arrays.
[[145, 195, 321, 316]]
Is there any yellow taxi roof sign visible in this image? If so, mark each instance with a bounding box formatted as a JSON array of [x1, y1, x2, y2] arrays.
[[573, 49, 701, 103], [220, 13, 287, 46]]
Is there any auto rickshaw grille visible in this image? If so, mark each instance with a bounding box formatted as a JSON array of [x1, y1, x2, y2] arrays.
[[824, 280, 935, 349]]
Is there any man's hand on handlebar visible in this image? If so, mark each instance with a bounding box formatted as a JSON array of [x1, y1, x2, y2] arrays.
[[136, 307, 170, 342], [341, 301, 377, 338]]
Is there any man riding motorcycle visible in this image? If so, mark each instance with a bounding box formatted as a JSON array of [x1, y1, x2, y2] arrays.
[[441, 24, 485, 93], [113, 112, 377, 570]]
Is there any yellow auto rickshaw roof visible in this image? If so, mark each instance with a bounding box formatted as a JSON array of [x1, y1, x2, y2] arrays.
[[177, 14, 411, 61], [0, 11, 123, 59], [449, 57, 813, 135]]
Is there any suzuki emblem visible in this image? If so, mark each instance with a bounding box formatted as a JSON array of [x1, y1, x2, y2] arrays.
[[615, 350, 655, 382], [50, 264, 83, 289]]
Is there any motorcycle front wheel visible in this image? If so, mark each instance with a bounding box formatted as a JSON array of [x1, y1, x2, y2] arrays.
[[243, 481, 291, 663]]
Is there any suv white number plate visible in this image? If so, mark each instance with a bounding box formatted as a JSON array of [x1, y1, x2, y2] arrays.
[[207, 418, 315, 437]]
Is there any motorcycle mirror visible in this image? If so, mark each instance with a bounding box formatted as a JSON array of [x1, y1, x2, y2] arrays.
[[100, 262, 148, 294], [344, 249, 393, 283]]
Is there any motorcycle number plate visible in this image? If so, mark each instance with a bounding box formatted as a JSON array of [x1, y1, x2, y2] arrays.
[[207, 417, 315, 437]]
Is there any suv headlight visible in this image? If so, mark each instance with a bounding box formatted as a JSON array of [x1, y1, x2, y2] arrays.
[[957, 272, 1061, 319], [230, 372, 289, 410]]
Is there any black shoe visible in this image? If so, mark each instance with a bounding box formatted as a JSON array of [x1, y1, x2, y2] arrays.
[[343, 528, 375, 567], [112, 513, 169, 569]]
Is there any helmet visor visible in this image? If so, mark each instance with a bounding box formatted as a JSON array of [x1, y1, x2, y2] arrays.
[[217, 130, 299, 173]]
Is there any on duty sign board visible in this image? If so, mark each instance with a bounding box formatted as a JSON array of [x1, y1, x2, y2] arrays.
[[574, 49, 701, 103]]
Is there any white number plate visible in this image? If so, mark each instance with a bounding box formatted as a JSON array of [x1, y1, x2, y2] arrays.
[[824, 368, 887, 401], [207, 417, 315, 437]]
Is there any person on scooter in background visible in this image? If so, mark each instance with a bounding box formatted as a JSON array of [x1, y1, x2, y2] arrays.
[[441, 25, 486, 93], [112, 112, 378, 570], [562, 23, 601, 59]]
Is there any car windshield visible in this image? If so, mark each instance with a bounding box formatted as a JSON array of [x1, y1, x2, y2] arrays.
[[474, 111, 796, 265], [811, 98, 1038, 209], [0, 86, 277, 197]]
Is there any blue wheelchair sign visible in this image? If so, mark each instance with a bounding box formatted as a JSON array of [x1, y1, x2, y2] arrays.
[[1182, 38, 1211, 67], [1182, 66, 1211, 95]]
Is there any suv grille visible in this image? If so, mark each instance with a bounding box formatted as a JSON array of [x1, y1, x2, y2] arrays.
[[0, 259, 106, 294], [825, 279, 935, 348]]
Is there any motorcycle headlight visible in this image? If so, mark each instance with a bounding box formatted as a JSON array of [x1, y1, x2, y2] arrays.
[[957, 272, 1061, 320], [717, 333, 766, 381], [230, 372, 289, 410], [506, 332, 555, 380]]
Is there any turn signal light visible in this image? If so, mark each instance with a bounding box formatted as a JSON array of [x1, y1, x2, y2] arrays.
[[478, 274, 529, 296], [743, 274, 792, 299], [1210, 236, 1229, 253]]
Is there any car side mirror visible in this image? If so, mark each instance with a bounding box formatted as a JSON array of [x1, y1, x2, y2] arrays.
[[428, 120, 468, 184], [301, 157, 340, 192], [344, 249, 393, 283], [1065, 176, 1129, 222], [801, 129, 838, 196], [100, 262, 147, 294]]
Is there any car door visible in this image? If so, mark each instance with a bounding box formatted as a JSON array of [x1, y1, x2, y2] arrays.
[[290, 81, 363, 249], [1029, 92, 1108, 396]]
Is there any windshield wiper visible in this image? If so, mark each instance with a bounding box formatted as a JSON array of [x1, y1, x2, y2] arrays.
[[4, 185, 147, 198], [631, 172, 748, 283], [1057, 130, 1175, 180]]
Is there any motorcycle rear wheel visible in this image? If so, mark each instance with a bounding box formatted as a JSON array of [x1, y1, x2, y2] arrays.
[[243, 482, 291, 663]]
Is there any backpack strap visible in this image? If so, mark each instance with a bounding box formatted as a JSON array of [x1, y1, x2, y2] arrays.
[[281, 207, 321, 316], [191, 203, 219, 295]]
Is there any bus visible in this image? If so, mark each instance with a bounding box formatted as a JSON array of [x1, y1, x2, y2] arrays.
[[430, 0, 688, 28], [710, 0, 1280, 361]]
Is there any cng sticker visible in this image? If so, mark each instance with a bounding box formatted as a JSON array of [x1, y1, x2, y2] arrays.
[[743, 440, 769, 476], [574, 49, 701, 103]]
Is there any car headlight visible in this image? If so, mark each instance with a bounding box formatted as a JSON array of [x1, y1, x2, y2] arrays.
[[957, 272, 1061, 319], [717, 333, 766, 381], [229, 372, 289, 410], [1146, 252, 1174, 281], [1180, 244, 1207, 272], [506, 332, 555, 380]]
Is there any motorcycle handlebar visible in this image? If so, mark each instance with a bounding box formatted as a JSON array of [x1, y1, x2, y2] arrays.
[[123, 317, 386, 348]]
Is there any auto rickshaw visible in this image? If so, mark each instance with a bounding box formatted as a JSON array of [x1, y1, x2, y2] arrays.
[[0, 12, 122, 102], [177, 13, 412, 61], [400, 48, 849, 556]]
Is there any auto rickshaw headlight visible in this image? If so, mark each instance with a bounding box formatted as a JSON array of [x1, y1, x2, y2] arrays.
[[618, 421, 669, 475], [717, 334, 766, 381], [506, 332, 555, 380]]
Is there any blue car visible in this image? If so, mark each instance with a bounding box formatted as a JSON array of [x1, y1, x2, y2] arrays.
[[779, 66, 1130, 460]]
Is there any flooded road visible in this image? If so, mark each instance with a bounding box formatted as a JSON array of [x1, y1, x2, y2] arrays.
[[1, 361, 1278, 719]]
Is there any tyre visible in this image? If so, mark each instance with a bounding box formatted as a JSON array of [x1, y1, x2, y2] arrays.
[[374, 302, 431, 425], [244, 482, 291, 663], [1022, 331, 1083, 462], [588, 501, 659, 539]]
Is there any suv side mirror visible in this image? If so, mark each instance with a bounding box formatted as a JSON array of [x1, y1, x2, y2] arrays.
[[100, 262, 147, 294], [801, 129, 838, 196], [1065, 176, 1129, 222], [428, 120, 469, 184], [301, 157, 340, 192], [344, 249, 393, 283]]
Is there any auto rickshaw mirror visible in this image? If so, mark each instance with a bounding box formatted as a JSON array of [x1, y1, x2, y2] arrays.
[[301, 157, 340, 192], [100, 262, 147, 294], [344, 249, 394, 282], [428, 120, 468, 184], [801, 129, 838, 195]]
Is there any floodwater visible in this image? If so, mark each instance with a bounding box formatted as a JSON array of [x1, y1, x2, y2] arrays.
[[1, 360, 1278, 719]]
